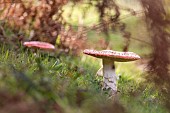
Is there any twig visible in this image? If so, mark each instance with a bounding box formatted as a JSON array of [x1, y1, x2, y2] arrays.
[[70, 10, 144, 33], [130, 37, 151, 46], [69, 10, 150, 45]]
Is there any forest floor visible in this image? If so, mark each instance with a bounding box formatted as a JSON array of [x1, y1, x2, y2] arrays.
[[0, 43, 168, 113]]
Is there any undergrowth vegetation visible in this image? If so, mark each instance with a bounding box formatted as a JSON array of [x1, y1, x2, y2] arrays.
[[0, 44, 168, 113]]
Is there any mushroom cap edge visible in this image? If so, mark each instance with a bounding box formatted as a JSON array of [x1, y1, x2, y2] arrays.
[[83, 49, 140, 62]]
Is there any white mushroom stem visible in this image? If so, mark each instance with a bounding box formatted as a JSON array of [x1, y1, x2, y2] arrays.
[[102, 59, 118, 94]]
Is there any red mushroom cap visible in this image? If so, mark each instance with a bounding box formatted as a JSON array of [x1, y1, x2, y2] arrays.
[[83, 49, 140, 62], [23, 41, 55, 50]]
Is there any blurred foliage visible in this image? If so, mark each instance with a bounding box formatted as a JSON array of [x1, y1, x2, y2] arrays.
[[0, 0, 86, 54], [0, 0, 146, 53], [140, 0, 170, 111]]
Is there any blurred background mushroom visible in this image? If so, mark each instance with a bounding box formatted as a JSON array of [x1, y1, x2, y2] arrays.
[[23, 41, 55, 50]]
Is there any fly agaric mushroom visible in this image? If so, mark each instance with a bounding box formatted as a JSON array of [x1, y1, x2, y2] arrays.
[[23, 41, 55, 50], [83, 49, 140, 95]]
